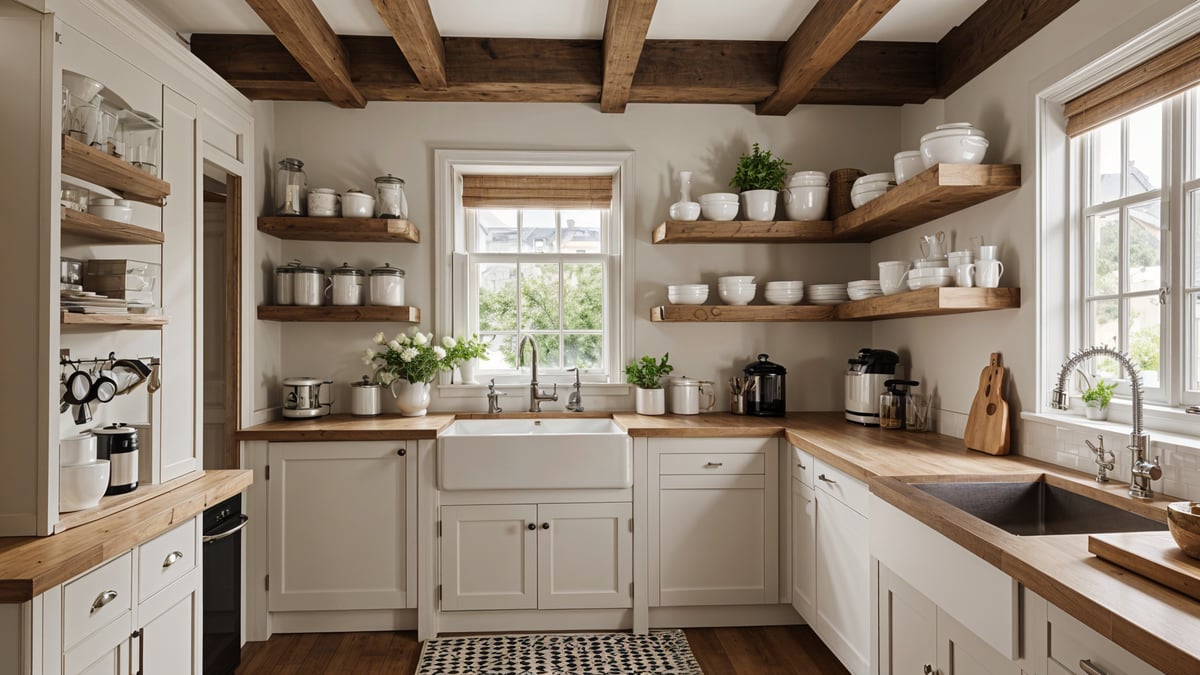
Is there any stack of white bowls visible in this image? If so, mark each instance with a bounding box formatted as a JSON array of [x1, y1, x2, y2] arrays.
[[907, 256, 954, 290], [920, 122, 989, 168], [718, 275, 756, 305], [699, 192, 739, 221], [846, 280, 883, 301], [850, 172, 896, 208], [893, 151, 924, 183], [782, 171, 829, 220], [764, 281, 804, 305], [667, 284, 709, 305], [808, 283, 850, 305], [59, 433, 110, 513]]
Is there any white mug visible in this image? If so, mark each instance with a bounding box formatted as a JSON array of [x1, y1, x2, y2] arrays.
[[956, 263, 975, 288], [978, 244, 1000, 260], [879, 260, 910, 296], [307, 188, 340, 217], [977, 259, 1004, 287]]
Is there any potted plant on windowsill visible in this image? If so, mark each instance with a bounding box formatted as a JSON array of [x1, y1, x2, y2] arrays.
[[1080, 375, 1117, 421], [626, 353, 674, 415], [730, 142, 791, 222], [447, 334, 490, 385]]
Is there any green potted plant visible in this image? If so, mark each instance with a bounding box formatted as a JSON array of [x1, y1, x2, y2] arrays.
[[1080, 375, 1117, 420], [625, 353, 674, 415], [446, 334, 490, 385], [730, 142, 791, 222]]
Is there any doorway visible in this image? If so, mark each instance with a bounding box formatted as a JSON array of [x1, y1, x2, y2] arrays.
[[202, 166, 242, 469]]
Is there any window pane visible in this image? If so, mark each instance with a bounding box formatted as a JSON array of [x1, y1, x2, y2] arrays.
[[1126, 103, 1163, 196], [1089, 119, 1121, 205], [477, 263, 517, 331], [479, 333, 516, 369], [1088, 211, 1119, 295], [563, 263, 604, 330], [1191, 189, 1200, 287], [564, 334, 603, 369], [520, 263, 561, 330], [520, 209, 557, 253], [561, 210, 604, 253], [1190, 293, 1200, 391], [474, 209, 519, 252], [1127, 201, 1162, 292], [1087, 299, 1120, 379], [530, 334, 561, 370], [1128, 295, 1162, 388]]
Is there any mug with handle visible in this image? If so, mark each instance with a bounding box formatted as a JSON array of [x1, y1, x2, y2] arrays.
[[977, 259, 1004, 288], [879, 260, 911, 296], [956, 263, 975, 288]]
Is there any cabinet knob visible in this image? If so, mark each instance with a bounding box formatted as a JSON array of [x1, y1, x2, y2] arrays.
[[396, 448, 406, 456], [923, 666, 934, 675], [527, 523, 536, 531], [542, 522, 550, 530]]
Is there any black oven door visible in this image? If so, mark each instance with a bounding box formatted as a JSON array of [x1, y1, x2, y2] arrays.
[[203, 494, 247, 675]]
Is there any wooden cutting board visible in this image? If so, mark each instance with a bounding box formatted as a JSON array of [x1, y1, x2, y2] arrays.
[[963, 352, 1010, 455], [1089, 532, 1200, 602]]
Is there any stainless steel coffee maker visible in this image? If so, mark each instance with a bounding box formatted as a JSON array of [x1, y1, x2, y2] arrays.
[[844, 348, 902, 425]]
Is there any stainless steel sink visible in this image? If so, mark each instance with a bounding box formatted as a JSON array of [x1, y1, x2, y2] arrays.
[[912, 481, 1167, 536]]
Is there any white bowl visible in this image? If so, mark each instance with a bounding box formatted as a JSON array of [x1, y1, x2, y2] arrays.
[[718, 284, 756, 305], [701, 201, 738, 221], [63, 72, 104, 102], [764, 292, 803, 305], [783, 186, 829, 220], [669, 201, 701, 221], [60, 433, 97, 466], [59, 460, 110, 513], [718, 275, 755, 284], [668, 291, 708, 305], [913, 257, 949, 269], [847, 288, 883, 301], [857, 172, 895, 185], [341, 191, 375, 218], [90, 205, 134, 223], [907, 276, 954, 290], [909, 267, 955, 279], [850, 189, 888, 208], [787, 171, 829, 187], [851, 180, 894, 195], [935, 122, 985, 136], [699, 192, 739, 203], [766, 280, 804, 288], [894, 151, 925, 183], [668, 284, 707, 292], [920, 134, 989, 168], [847, 279, 880, 287]]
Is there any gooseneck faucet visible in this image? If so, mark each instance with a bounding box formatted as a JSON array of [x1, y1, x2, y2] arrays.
[[1051, 345, 1162, 498], [518, 336, 558, 412]]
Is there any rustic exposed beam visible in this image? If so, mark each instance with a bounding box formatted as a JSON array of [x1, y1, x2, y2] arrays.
[[757, 0, 901, 116], [243, 0, 365, 108], [936, 0, 1080, 98], [369, 0, 447, 89], [600, 0, 658, 113], [191, 34, 935, 106]]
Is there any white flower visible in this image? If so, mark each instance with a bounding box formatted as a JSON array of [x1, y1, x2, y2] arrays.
[[400, 346, 419, 362], [442, 336, 456, 349], [387, 340, 401, 351], [361, 348, 376, 365], [377, 370, 397, 386], [395, 333, 410, 345], [372, 332, 385, 345], [413, 332, 428, 346], [432, 346, 446, 359]]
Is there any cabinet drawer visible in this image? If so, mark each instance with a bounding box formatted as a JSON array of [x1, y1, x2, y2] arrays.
[[660, 453, 765, 475], [63, 551, 133, 649], [1047, 604, 1162, 675], [138, 517, 197, 603], [813, 459, 868, 516], [791, 446, 814, 487], [651, 437, 775, 455]]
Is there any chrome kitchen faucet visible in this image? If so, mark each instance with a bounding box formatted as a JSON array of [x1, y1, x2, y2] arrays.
[[518, 336, 558, 412]]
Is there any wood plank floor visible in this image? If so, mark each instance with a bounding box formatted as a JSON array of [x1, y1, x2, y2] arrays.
[[235, 625, 849, 674]]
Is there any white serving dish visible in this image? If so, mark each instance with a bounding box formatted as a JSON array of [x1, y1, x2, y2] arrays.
[[90, 205, 134, 223], [59, 460, 110, 512], [894, 150, 925, 183], [668, 292, 708, 305], [847, 288, 883, 301], [851, 189, 888, 208], [857, 172, 895, 185], [701, 201, 738, 221], [920, 132, 990, 168], [699, 192, 739, 202], [669, 201, 701, 221], [718, 284, 756, 305], [718, 275, 755, 284], [783, 186, 828, 220], [907, 276, 954, 290], [909, 267, 955, 279]]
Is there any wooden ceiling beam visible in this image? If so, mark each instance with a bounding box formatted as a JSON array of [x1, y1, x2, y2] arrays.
[[936, 0, 1080, 98], [600, 0, 658, 113], [757, 0, 901, 116], [369, 0, 447, 89], [243, 0, 365, 108]]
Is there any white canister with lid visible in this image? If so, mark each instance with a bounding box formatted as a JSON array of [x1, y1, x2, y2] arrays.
[[369, 264, 406, 306], [668, 376, 716, 415], [329, 262, 365, 306], [342, 189, 375, 218], [291, 264, 325, 306], [351, 375, 382, 416], [374, 174, 408, 219]]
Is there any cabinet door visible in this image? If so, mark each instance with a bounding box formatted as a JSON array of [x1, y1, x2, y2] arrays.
[[1046, 604, 1162, 675], [440, 504, 537, 611], [537, 502, 632, 610], [878, 565, 937, 675], [791, 478, 816, 621], [268, 441, 411, 611], [937, 607, 1021, 675], [815, 491, 870, 675], [139, 568, 201, 675], [63, 613, 131, 675]]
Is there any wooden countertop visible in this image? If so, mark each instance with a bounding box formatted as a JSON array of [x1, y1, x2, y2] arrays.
[[0, 470, 252, 603], [237, 413, 455, 441]]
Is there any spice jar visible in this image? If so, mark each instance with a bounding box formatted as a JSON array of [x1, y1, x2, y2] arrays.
[[329, 262, 365, 306], [275, 157, 307, 216], [374, 174, 408, 219], [369, 264, 406, 306]]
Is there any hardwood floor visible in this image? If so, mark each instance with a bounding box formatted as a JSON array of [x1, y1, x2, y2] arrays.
[[235, 625, 849, 674]]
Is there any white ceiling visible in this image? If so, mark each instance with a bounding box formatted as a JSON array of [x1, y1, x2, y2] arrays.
[[136, 0, 987, 42]]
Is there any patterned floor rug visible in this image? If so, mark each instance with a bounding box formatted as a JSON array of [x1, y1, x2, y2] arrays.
[[415, 629, 704, 675]]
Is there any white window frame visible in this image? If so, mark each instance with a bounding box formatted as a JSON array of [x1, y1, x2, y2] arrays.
[[434, 149, 634, 389]]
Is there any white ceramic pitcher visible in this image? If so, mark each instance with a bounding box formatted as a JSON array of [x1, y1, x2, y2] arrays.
[[920, 231, 947, 259]]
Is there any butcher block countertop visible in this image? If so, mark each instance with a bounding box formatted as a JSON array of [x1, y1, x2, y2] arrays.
[[0, 470, 252, 603]]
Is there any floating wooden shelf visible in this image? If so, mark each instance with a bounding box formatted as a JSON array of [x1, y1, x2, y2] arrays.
[[257, 216, 420, 243], [54, 471, 205, 534], [60, 207, 164, 244], [652, 164, 1020, 245], [651, 288, 1020, 323], [61, 135, 171, 206], [257, 305, 421, 323], [60, 312, 168, 328]]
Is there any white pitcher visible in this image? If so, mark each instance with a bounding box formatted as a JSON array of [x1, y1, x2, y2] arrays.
[[920, 231, 947, 259]]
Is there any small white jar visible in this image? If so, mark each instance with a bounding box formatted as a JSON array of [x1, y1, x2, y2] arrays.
[[350, 376, 382, 416], [369, 264, 406, 306], [329, 263, 365, 306], [291, 264, 325, 306]]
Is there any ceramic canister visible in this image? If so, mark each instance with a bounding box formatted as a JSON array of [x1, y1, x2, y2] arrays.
[[351, 376, 382, 416], [369, 264, 406, 306], [329, 263, 365, 306], [291, 264, 324, 306]]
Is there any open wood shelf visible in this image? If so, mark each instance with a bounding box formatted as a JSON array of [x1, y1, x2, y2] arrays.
[[651, 164, 1020, 245], [60, 135, 171, 206], [54, 471, 205, 534], [257, 216, 420, 242], [257, 305, 421, 323], [60, 207, 164, 244], [651, 287, 1020, 322], [60, 312, 168, 328]]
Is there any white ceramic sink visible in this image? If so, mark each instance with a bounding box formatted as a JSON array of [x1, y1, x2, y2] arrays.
[[438, 418, 632, 490]]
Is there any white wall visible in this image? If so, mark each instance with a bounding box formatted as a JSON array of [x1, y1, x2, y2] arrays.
[[252, 100, 281, 418]]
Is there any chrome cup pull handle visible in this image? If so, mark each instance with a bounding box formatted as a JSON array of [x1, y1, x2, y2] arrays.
[[162, 551, 184, 568], [1079, 659, 1107, 675], [91, 589, 118, 613]]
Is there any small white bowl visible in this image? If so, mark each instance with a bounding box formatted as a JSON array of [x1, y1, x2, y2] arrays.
[[341, 191, 375, 218], [909, 267, 954, 279], [718, 284, 756, 305], [907, 276, 954, 290], [668, 291, 708, 305], [783, 186, 829, 220], [701, 201, 738, 221], [765, 294, 803, 306], [60, 433, 97, 466], [894, 151, 924, 183], [59, 460, 110, 513], [669, 201, 701, 221], [851, 180, 894, 195], [766, 280, 804, 288], [718, 275, 755, 285], [787, 171, 829, 187], [699, 192, 739, 202], [669, 284, 707, 292], [857, 172, 895, 185], [920, 133, 989, 168], [850, 189, 889, 209], [63, 72, 104, 102], [90, 205, 134, 223]]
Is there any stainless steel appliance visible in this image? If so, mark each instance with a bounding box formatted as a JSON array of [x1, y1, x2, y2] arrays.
[[94, 423, 137, 495], [744, 354, 786, 417], [203, 494, 248, 675], [282, 377, 333, 418], [844, 348, 901, 425], [350, 375, 382, 416]]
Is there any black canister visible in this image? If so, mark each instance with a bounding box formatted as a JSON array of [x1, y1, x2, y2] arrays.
[[744, 353, 786, 417], [94, 423, 138, 495]]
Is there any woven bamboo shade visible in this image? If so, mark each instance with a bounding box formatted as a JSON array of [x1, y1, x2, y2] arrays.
[[461, 175, 613, 209], [1065, 33, 1200, 137]]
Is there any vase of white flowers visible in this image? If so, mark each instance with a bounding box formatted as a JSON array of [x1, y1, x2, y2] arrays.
[[363, 329, 453, 416], [446, 334, 490, 384]]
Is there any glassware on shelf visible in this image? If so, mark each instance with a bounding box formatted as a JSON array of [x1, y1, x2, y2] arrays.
[[374, 174, 408, 218], [66, 93, 103, 146], [275, 157, 308, 216], [118, 110, 162, 175]]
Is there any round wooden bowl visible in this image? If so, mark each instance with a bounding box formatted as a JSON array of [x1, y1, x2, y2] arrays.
[[1167, 501, 1200, 560]]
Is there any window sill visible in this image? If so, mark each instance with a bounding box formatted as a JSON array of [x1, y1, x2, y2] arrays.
[[437, 382, 633, 398], [1023, 403, 1200, 452]]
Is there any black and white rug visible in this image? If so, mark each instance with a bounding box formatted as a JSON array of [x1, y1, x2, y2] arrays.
[[415, 629, 704, 675]]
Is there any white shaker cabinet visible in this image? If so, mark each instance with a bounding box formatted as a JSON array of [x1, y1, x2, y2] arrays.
[[267, 441, 416, 612], [790, 446, 816, 621], [1044, 602, 1161, 675], [813, 459, 870, 675]]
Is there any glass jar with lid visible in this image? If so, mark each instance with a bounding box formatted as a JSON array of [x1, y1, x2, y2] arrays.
[[329, 262, 366, 306], [275, 157, 307, 216], [368, 264, 406, 306], [374, 174, 408, 219]]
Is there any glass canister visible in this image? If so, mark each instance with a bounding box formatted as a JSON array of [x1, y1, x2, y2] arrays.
[[291, 264, 325, 306], [329, 262, 366, 306], [275, 157, 307, 216], [369, 264, 406, 306], [274, 263, 298, 305], [374, 174, 408, 218]]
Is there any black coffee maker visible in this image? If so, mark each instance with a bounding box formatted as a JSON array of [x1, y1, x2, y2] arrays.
[[744, 353, 786, 417]]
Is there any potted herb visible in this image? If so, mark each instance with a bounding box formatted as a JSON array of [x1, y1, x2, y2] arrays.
[[730, 142, 791, 222], [446, 334, 490, 385], [1081, 376, 1117, 420], [625, 353, 674, 415]]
